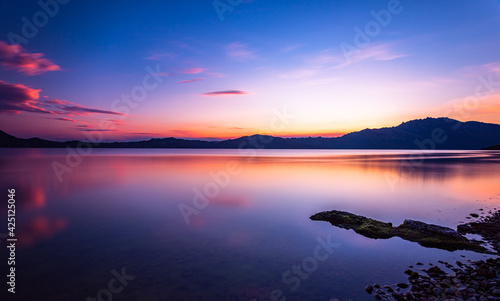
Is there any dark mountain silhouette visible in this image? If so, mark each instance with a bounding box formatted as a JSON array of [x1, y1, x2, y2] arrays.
[[484, 144, 500, 150], [1, 117, 500, 150]]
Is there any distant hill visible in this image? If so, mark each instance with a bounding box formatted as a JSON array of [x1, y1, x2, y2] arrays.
[[2, 117, 500, 150], [483, 144, 500, 150]]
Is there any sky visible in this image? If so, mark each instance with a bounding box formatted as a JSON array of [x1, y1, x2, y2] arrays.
[[0, 0, 499, 141]]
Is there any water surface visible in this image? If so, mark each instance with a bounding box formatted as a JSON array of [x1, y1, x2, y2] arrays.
[[1, 149, 499, 300]]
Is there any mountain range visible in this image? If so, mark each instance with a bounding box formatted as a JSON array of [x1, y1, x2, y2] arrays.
[[1, 117, 500, 150]]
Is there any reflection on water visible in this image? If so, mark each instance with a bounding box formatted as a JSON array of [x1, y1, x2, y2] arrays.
[[0, 149, 499, 300]]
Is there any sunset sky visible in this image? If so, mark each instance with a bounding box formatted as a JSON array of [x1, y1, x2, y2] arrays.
[[1, 0, 499, 141]]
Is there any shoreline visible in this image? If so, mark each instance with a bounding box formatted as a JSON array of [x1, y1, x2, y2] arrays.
[[366, 209, 500, 300]]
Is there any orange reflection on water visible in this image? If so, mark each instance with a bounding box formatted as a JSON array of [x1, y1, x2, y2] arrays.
[[2, 149, 500, 243]]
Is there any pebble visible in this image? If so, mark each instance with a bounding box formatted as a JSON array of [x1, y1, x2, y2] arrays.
[[392, 292, 404, 300], [368, 258, 500, 300], [365, 210, 500, 300]]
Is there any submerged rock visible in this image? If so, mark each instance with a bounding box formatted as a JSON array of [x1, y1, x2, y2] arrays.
[[310, 210, 487, 252], [373, 257, 500, 300]]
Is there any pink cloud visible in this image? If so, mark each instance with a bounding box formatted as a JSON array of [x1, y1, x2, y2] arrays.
[[207, 72, 226, 78], [201, 90, 250, 96], [0, 80, 125, 118], [0, 80, 46, 114], [44, 98, 71, 105], [177, 78, 204, 84], [182, 68, 205, 74], [58, 104, 125, 116], [0, 41, 61, 76], [54, 117, 76, 122], [226, 42, 256, 61], [79, 129, 117, 132]]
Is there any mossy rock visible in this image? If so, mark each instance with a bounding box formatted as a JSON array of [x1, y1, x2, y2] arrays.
[[311, 210, 488, 253], [310, 211, 394, 239]]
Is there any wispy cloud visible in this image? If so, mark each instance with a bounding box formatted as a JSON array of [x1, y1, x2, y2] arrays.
[[207, 72, 226, 78], [280, 69, 318, 79], [0, 41, 61, 76], [439, 93, 500, 122], [201, 90, 250, 96], [301, 77, 341, 86], [486, 62, 500, 75], [278, 43, 404, 81], [282, 44, 303, 52], [54, 117, 77, 122], [301, 43, 405, 71], [170, 41, 202, 54], [460, 62, 500, 78], [59, 104, 125, 116], [182, 68, 205, 74], [334, 42, 406, 69], [177, 78, 204, 84], [144, 52, 177, 61], [79, 129, 117, 132], [76, 124, 92, 129], [226, 42, 256, 61]]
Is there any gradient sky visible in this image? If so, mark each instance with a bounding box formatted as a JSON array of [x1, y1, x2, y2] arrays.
[[0, 0, 499, 141]]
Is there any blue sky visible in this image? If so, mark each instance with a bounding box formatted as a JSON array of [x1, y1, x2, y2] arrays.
[[0, 0, 499, 140]]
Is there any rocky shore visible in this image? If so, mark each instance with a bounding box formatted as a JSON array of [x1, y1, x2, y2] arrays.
[[365, 258, 500, 300], [364, 209, 500, 301], [312, 207, 500, 300]]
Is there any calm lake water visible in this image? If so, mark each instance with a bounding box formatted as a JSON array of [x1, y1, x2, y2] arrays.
[[1, 148, 500, 300]]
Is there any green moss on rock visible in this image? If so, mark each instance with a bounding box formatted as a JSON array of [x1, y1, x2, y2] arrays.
[[310, 210, 487, 253]]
